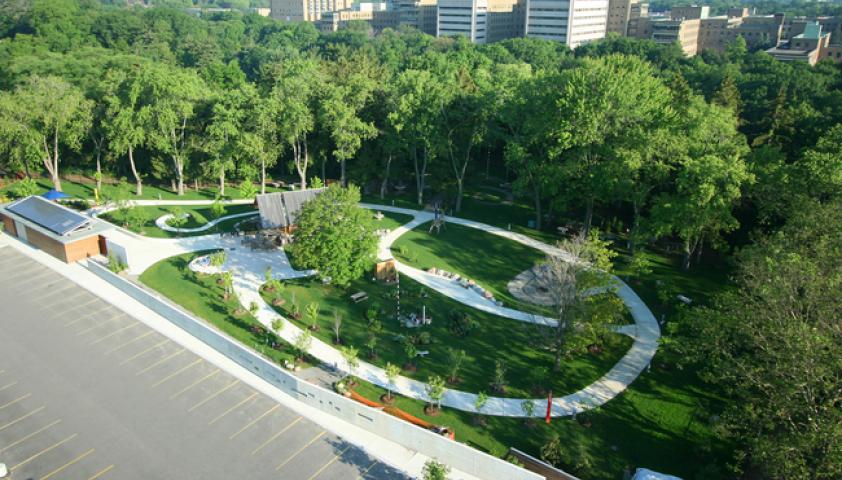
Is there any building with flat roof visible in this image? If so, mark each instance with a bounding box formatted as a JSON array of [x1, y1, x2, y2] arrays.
[[0, 196, 111, 263], [270, 0, 353, 22], [607, 0, 648, 35], [437, 0, 489, 43], [766, 21, 833, 65], [318, 3, 401, 32], [524, 0, 610, 47]]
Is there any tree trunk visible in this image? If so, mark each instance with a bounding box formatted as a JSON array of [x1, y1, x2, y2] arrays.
[[95, 153, 102, 192], [455, 178, 464, 212], [533, 183, 542, 230], [413, 146, 426, 206], [261, 158, 267, 194], [174, 156, 184, 196], [46, 129, 62, 192], [340, 158, 346, 187], [301, 138, 309, 190], [583, 198, 594, 237], [128, 145, 142, 196], [194, 178, 198, 192], [380, 155, 392, 200], [682, 238, 692, 270], [321, 156, 326, 183], [628, 202, 640, 254], [219, 168, 225, 197]]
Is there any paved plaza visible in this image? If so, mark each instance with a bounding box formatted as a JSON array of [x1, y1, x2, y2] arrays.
[[0, 246, 407, 480]]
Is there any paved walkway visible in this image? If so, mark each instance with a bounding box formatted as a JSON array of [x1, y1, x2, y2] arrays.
[[155, 211, 258, 233], [95, 201, 660, 417]]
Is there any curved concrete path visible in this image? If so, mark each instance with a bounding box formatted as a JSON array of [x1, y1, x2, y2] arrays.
[[155, 211, 258, 233], [98, 201, 660, 417]]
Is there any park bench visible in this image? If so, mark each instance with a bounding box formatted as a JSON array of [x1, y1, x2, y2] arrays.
[[350, 291, 368, 303]]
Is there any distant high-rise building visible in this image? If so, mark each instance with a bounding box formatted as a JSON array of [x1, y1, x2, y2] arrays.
[[523, 0, 610, 47], [607, 0, 647, 35], [270, 0, 352, 21], [437, 0, 488, 43]]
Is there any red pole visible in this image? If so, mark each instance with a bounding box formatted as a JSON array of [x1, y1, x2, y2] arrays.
[[545, 390, 553, 424]]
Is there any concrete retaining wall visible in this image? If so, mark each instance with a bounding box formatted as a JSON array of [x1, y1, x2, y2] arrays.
[[85, 260, 543, 480]]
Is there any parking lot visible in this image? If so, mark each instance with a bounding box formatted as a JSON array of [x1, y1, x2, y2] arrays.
[[0, 247, 407, 479]]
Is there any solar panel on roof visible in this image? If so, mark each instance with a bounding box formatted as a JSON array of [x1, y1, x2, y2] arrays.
[[7, 196, 91, 236]]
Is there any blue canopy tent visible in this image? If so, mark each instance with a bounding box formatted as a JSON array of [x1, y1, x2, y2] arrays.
[[42, 189, 71, 201]]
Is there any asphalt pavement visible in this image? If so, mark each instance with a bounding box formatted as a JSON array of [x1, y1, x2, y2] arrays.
[[0, 246, 408, 480]]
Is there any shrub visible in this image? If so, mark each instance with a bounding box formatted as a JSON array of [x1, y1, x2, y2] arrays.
[[448, 311, 479, 337], [9, 178, 39, 198], [271, 318, 284, 332], [210, 198, 225, 219], [107, 254, 127, 273]]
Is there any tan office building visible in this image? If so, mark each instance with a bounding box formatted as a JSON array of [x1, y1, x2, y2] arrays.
[[271, 0, 353, 22], [607, 0, 648, 35]]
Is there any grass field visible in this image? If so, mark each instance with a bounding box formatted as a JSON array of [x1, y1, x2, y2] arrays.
[[391, 221, 553, 316], [139, 251, 298, 366], [100, 204, 258, 238], [0, 176, 282, 201], [261, 272, 632, 400]]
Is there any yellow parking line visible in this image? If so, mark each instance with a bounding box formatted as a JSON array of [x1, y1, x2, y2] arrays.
[[11, 433, 77, 471], [0, 393, 31, 410], [307, 445, 352, 480], [104, 331, 155, 355], [355, 460, 379, 480], [207, 391, 256, 423], [87, 465, 115, 480], [190, 380, 240, 413], [40, 447, 95, 480], [0, 406, 46, 432], [75, 316, 120, 336], [229, 404, 279, 439], [251, 417, 302, 455], [170, 369, 220, 399], [64, 303, 113, 327], [0, 381, 19, 392], [89, 322, 141, 345], [151, 359, 202, 388], [136, 348, 185, 375], [0, 419, 62, 454], [119, 339, 170, 365], [276, 431, 325, 471]]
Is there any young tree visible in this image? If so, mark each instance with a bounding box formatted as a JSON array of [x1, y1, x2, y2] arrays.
[[544, 232, 623, 368], [286, 184, 378, 286], [293, 329, 312, 362], [425, 375, 446, 413], [384, 362, 400, 401], [474, 391, 488, 415], [422, 460, 450, 480], [340, 345, 359, 378], [445, 348, 465, 384], [332, 310, 343, 344], [305, 302, 320, 330], [491, 359, 507, 393]]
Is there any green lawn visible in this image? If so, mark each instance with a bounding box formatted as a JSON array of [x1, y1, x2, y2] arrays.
[[370, 210, 415, 231], [351, 345, 730, 480], [139, 251, 298, 366], [0, 176, 282, 201], [262, 274, 632, 399], [361, 189, 559, 245], [100, 204, 258, 238], [391, 221, 553, 316]]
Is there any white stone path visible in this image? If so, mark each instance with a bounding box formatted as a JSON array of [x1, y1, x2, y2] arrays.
[[92, 201, 660, 417], [155, 211, 258, 233]]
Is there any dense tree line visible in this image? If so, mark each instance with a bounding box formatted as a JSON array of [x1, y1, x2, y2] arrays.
[[1, 3, 842, 476]]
